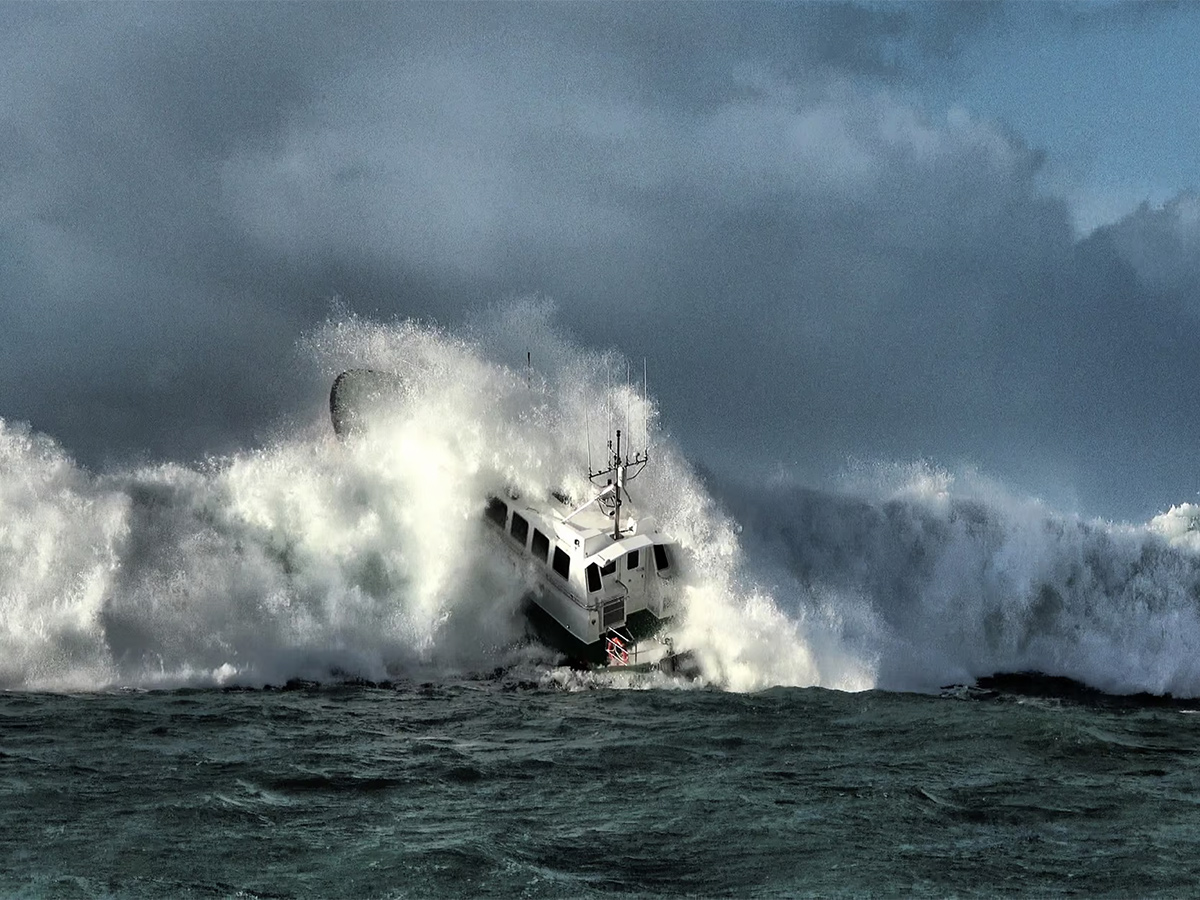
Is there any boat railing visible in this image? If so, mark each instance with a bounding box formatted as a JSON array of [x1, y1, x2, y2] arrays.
[[605, 626, 635, 667]]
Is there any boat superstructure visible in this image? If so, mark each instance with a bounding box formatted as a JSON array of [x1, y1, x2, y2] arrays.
[[484, 427, 686, 670], [329, 366, 690, 673]]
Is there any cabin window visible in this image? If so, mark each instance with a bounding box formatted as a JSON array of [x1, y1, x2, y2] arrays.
[[600, 560, 616, 577], [586, 563, 602, 593], [552, 546, 570, 580], [627, 549, 640, 570], [510, 512, 529, 547], [531, 529, 550, 563], [653, 543, 671, 572], [485, 496, 507, 528]]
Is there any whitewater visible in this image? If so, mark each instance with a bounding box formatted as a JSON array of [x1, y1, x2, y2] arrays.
[[4, 306, 1200, 697]]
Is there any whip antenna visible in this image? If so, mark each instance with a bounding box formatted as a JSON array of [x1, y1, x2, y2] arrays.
[[626, 358, 632, 451], [643, 357, 649, 453], [607, 361, 612, 445]]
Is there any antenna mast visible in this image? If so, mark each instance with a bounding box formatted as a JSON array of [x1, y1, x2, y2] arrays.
[[590, 430, 649, 540], [587, 355, 649, 541], [613, 430, 623, 540]]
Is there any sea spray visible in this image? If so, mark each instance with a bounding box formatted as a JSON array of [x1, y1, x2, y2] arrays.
[[1, 310, 787, 690], [0, 421, 127, 689], [307, 309, 862, 692], [4, 307, 1200, 696], [720, 462, 1200, 696], [0, 315, 543, 689]]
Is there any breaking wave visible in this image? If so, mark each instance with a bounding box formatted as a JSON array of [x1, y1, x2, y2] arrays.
[[716, 466, 1200, 696], [2, 301, 1200, 695]]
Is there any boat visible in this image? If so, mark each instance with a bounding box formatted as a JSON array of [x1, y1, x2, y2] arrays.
[[329, 368, 693, 674], [482, 427, 693, 673]]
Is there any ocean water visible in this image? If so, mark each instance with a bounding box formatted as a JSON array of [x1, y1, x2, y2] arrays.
[[5, 306, 1200, 896], [5, 680, 1200, 898]]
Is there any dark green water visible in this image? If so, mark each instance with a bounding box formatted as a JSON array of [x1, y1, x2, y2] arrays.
[[4, 678, 1200, 898]]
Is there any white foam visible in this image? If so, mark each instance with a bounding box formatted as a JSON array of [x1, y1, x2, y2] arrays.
[[1149, 503, 1200, 551], [727, 461, 1200, 696], [1, 308, 784, 690], [5, 309, 1200, 696]]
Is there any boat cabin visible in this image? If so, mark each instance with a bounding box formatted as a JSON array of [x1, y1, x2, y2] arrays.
[[484, 491, 677, 652]]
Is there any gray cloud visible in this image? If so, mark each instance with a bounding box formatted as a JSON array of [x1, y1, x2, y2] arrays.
[[1, 2, 1198, 519]]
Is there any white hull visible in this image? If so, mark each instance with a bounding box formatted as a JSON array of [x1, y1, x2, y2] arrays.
[[484, 490, 680, 665]]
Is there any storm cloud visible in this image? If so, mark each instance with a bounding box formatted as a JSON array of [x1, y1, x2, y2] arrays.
[[1, 2, 1197, 520]]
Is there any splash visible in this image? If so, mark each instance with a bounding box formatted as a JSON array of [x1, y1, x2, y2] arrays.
[[0, 305, 835, 690], [720, 462, 1200, 696], [0, 422, 127, 689], [3, 304, 1200, 696], [0, 312, 560, 690]]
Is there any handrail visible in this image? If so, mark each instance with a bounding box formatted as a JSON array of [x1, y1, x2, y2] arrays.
[[605, 625, 636, 666]]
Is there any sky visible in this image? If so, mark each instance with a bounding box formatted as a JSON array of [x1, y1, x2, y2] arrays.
[[2, 1, 1199, 522]]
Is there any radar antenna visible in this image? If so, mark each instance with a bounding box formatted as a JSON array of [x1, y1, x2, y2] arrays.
[[589, 427, 649, 540]]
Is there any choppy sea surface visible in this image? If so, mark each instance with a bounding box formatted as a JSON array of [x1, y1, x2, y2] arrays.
[[5, 679, 1200, 898]]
